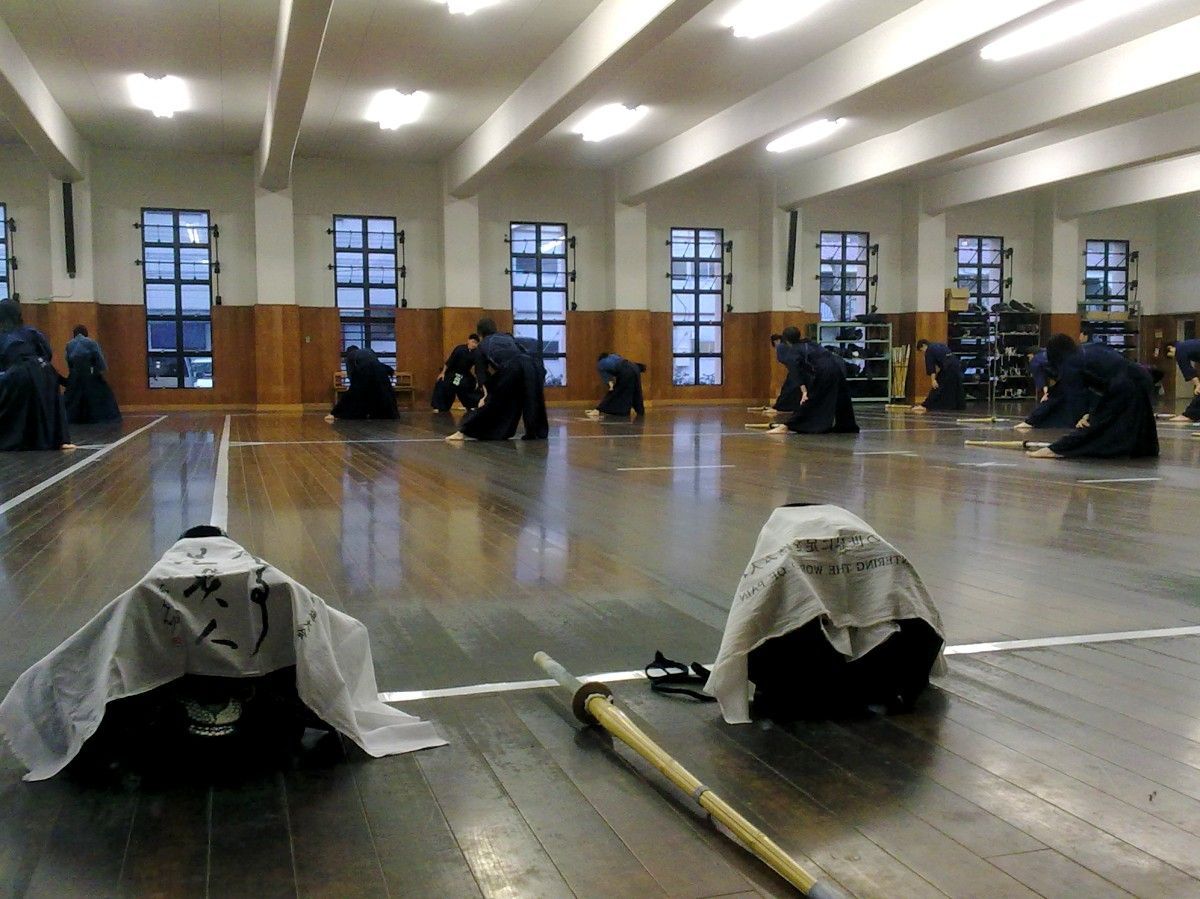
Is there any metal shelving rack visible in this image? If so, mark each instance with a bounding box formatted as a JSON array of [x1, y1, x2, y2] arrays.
[[947, 308, 990, 402], [808, 321, 892, 402]]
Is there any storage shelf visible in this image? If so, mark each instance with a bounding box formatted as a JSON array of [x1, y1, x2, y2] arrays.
[[810, 321, 897, 401]]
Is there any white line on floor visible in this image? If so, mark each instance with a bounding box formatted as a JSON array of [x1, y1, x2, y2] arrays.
[[853, 451, 919, 456], [376, 624, 1200, 703], [0, 416, 166, 517], [210, 415, 231, 529], [960, 462, 1018, 468], [617, 464, 735, 472], [1076, 477, 1163, 484]]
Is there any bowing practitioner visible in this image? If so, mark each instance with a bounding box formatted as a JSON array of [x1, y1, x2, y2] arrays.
[[767, 338, 859, 435], [432, 333, 482, 413], [911, 339, 966, 412], [770, 331, 804, 413], [586, 352, 645, 420], [0, 299, 74, 451], [446, 318, 548, 442], [1165, 339, 1200, 422], [1028, 354, 1159, 459], [1028, 347, 1051, 403], [1017, 335, 1125, 431], [325, 346, 399, 422], [63, 325, 121, 424]]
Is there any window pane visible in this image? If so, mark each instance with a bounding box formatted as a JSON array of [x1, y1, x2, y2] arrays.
[[178, 212, 209, 244], [541, 324, 566, 356], [698, 326, 721, 354], [698, 357, 722, 386], [0, 284, 7, 302], [143, 210, 174, 243], [673, 358, 695, 386], [367, 218, 395, 250], [513, 291, 539, 320], [540, 257, 567, 288], [672, 293, 695, 318], [539, 223, 566, 244], [512, 257, 538, 288], [148, 355, 180, 388], [1107, 242, 1128, 268], [510, 223, 537, 254], [541, 292, 566, 320], [369, 287, 396, 309], [144, 246, 176, 280], [182, 320, 212, 352], [514, 323, 539, 343], [181, 283, 210, 312], [179, 247, 210, 281], [699, 293, 721, 322], [698, 261, 722, 291], [336, 251, 363, 283], [337, 287, 365, 310], [341, 321, 366, 351], [543, 357, 566, 387], [671, 230, 694, 258], [334, 218, 364, 249], [148, 321, 177, 351], [146, 283, 176, 314], [673, 326, 696, 355], [698, 230, 722, 259], [367, 254, 395, 285], [820, 299, 837, 321], [184, 356, 213, 389]]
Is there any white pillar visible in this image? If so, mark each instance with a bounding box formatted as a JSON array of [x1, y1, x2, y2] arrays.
[[254, 186, 296, 304], [611, 193, 647, 311], [442, 189, 481, 308], [1049, 213, 1079, 314], [915, 204, 946, 313]]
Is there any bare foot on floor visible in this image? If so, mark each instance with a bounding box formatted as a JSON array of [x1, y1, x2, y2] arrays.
[[445, 431, 467, 442], [585, 409, 601, 419], [1013, 422, 1033, 431], [61, 443, 78, 451], [766, 425, 789, 434], [911, 406, 927, 414], [1168, 415, 1193, 422], [324, 414, 336, 423], [1026, 447, 1061, 458]]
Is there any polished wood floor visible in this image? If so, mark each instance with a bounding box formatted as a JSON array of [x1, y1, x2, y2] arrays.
[[0, 404, 1198, 897]]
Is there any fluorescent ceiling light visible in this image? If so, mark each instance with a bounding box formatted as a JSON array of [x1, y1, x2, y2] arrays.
[[435, 0, 502, 14], [366, 90, 429, 130], [722, 0, 833, 40], [766, 118, 845, 153], [128, 74, 188, 118], [573, 103, 648, 143], [980, 0, 1166, 61]]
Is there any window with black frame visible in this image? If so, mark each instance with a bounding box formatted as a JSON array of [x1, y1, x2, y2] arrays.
[[0, 203, 10, 300], [510, 222, 568, 386], [818, 231, 869, 321], [670, 227, 723, 386], [955, 235, 1004, 310], [332, 215, 398, 369], [1083, 239, 1129, 310], [142, 208, 213, 388]]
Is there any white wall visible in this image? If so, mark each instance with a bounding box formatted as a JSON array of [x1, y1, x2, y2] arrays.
[[799, 185, 903, 316], [90, 150, 258, 306], [1077, 204, 1157, 314], [478, 167, 610, 311], [291, 157, 444, 309], [946, 195, 1036, 307], [0, 144, 52, 301], [1155, 194, 1200, 315]]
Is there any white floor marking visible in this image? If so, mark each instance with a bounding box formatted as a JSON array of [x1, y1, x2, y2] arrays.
[[0, 416, 167, 517], [617, 464, 735, 472], [960, 462, 1018, 468], [853, 451, 919, 457], [1076, 477, 1163, 485], [210, 415, 231, 529], [377, 624, 1200, 703]]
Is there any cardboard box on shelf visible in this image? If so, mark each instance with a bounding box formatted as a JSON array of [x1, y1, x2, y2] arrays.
[[945, 287, 969, 312]]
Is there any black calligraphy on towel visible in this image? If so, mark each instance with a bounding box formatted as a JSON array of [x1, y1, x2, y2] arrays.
[[249, 566, 270, 655], [183, 572, 238, 649]]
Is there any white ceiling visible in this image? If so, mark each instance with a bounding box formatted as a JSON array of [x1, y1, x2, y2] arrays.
[[2, 0, 1200, 212]]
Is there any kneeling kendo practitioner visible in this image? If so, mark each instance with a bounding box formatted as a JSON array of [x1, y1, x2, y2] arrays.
[[1016, 334, 1124, 431], [447, 318, 549, 441], [769, 332, 804, 413], [912, 338, 966, 412], [587, 351, 645, 420], [1164, 339, 1200, 422], [63, 325, 121, 424], [0, 299, 74, 451], [431, 333, 482, 413], [767, 330, 859, 435], [326, 345, 399, 421], [705, 504, 946, 721]]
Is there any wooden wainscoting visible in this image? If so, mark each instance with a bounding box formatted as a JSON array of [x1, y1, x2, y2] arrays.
[[21, 302, 102, 365], [1042, 313, 1082, 343], [396, 308, 443, 402], [612, 310, 652, 399], [908, 311, 949, 402], [440, 307, 483, 354], [300, 307, 341, 407], [254, 305, 302, 408]]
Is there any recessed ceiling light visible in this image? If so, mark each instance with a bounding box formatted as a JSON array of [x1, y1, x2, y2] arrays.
[[435, 0, 502, 15], [366, 90, 429, 130], [128, 74, 188, 118], [573, 104, 648, 143], [980, 0, 1167, 61], [722, 0, 834, 40], [766, 118, 845, 153]]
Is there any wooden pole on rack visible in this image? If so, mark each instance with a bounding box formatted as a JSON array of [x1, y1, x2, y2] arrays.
[[533, 652, 852, 899]]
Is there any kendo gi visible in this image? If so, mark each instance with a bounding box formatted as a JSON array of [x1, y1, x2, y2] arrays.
[[1024, 342, 1124, 429], [772, 341, 804, 412], [1029, 348, 1051, 401], [431, 343, 481, 413], [594, 353, 645, 417], [330, 347, 399, 420], [0, 326, 71, 451], [919, 342, 966, 411], [458, 333, 549, 440], [706, 505, 946, 722], [778, 341, 859, 434], [1171, 338, 1200, 421], [1047, 356, 1159, 459], [0, 529, 445, 780], [63, 334, 121, 424]]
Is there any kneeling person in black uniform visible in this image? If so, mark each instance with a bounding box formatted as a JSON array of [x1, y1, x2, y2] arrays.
[[325, 346, 399, 421], [446, 318, 549, 441], [432, 333, 481, 413]]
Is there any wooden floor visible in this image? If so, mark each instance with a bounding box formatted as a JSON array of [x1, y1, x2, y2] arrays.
[[1, 404, 1198, 897]]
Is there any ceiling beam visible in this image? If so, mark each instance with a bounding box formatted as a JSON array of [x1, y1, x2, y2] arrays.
[[445, 0, 712, 199], [257, 0, 335, 191], [922, 102, 1200, 213], [616, 0, 1058, 204], [776, 15, 1200, 209], [0, 12, 85, 181], [1057, 152, 1200, 219]]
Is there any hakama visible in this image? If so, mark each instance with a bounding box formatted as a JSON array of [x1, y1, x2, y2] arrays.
[[331, 348, 399, 420], [459, 353, 548, 440], [1048, 361, 1159, 459], [780, 345, 859, 434], [920, 343, 966, 411], [63, 335, 121, 424], [0, 331, 71, 451], [595, 357, 645, 417], [431, 344, 481, 412], [772, 342, 803, 412]]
